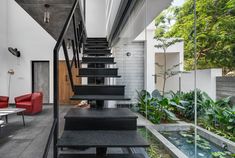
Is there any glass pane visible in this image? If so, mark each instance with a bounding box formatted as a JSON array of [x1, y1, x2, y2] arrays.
[[195, 0, 235, 157]]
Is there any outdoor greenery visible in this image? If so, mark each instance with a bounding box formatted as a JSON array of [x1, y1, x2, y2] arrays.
[[155, 0, 235, 74], [136, 90, 185, 124], [136, 89, 235, 141], [154, 38, 182, 95]]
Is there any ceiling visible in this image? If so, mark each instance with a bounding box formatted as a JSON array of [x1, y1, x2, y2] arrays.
[[15, 0, 82, 40]]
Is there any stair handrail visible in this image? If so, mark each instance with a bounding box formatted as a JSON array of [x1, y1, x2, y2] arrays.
[[42, 118, 57, 158], [43, 0, 86, 158]]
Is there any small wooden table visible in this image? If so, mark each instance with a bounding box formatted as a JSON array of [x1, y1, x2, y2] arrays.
[[0, 108, 26, 126]]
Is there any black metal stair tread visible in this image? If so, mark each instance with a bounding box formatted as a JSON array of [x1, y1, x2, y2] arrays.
[[59, 154, 145, 158], [86, 41, 108, 44], [85, 45, 109, 48], [75, 85, 125, 87], [83, 53, 112, 55], [87, 37, 107, 40], [77, 75, 121, 78], [65, 108, 137, 119], [85, 48, 110, 51], [82, 57, 114, 58], [83, 53, 112, 56], [57, 130, 149, 148], [85, 41, 108, 43], [71, 95, 130, 100], [81, 61, 116, 64], [80, 68, 118, 70]]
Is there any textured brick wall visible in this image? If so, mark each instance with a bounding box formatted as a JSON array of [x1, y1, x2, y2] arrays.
[[112, 42, 144, 104]]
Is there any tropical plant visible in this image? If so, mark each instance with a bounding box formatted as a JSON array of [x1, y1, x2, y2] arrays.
[[136, 89, 185, 124], [178, 89, 209, 121], [203, 97, 235, 135]]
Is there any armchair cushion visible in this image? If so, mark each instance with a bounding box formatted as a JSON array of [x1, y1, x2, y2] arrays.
[[15, 94, 32, 103]]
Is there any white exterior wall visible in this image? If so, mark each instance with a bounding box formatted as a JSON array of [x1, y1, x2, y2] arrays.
[[181, 69, 222, 100], [86, 0, 106, 37], [155, 53, 181, 93], [135, 22, 184, 94]]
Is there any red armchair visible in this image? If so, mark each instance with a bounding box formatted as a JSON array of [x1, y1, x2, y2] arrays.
[[0, 96, 9, 108], [15, 92, 43, 115]]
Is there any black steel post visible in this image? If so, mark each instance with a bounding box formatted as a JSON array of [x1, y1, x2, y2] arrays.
[[53, 48, 59, 158], [71, 40, 77, 68], [62, 40, 75, 91]]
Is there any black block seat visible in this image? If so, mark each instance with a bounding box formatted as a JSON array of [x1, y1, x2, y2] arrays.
[[71, 95, 130, 101], [65, 108, 137, 119], [74, 85, 125, 95], [64, 108, 137, 130], [59, 154, 145, 158]]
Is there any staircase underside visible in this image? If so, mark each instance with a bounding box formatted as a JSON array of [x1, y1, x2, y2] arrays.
[[15, 0, 82, 40]]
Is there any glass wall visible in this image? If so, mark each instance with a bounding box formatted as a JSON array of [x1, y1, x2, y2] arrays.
[[116, 0, 235, 157]]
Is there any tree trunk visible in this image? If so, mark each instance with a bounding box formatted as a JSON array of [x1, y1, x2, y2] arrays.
[[163, 47, 167, 97]]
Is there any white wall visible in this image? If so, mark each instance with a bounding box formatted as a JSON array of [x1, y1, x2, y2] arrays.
[[0, 0, 8, 96], [86, 0, 106, 37], [155, 53, 181, 93], [2, 0, 72, 103], [6, 0, 56, 103], [135, 22, 184, 94], [181, 69, 222, 100]]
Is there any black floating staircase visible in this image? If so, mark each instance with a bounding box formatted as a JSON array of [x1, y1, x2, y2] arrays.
[[58, 38, 149, 157], [43, 1, 149, 157]]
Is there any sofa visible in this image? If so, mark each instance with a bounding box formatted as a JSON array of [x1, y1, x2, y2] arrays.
[[15, 92, 43, 115], [0, 96, 9, 108]]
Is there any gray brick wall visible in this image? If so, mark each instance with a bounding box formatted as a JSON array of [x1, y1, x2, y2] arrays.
[[112, 41, 144, 104]]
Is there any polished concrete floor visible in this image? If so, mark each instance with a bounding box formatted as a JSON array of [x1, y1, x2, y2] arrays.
[[0, 105, 126, 158], [0, 105, 70, 158]]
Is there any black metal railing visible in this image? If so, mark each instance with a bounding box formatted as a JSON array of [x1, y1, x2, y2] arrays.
[[43, 0, 86, 157], [42, 119, 57, 158]]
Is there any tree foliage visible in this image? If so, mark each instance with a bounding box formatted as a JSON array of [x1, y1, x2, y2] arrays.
[[156, 0, 235, 74]]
